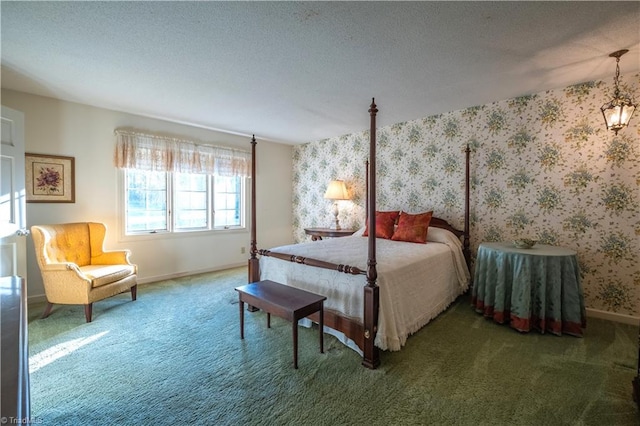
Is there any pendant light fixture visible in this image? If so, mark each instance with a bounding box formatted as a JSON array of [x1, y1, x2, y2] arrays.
[[601, 49, 636, 135]]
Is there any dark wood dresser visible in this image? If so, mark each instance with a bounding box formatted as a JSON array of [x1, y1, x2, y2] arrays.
[[1, 276, 30, 423]]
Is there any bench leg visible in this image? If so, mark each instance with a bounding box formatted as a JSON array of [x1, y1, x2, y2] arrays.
[[293, 320, 298, 369], [267, 313, 271, 328], [239, 299, 244, 339]]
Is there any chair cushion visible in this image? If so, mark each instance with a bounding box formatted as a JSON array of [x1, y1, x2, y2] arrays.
[[80, 265, 136, 288]]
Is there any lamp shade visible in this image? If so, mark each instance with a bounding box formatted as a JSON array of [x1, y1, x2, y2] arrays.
[[324, 180, 349, 200]]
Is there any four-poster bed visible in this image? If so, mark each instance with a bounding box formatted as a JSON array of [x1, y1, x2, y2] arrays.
[[248, 99, 471, 369]]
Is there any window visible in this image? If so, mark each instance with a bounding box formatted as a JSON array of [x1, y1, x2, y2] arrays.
[[174, 173, 208, 230], [213, 175, 242, 228], [126, 170, 168, 232], [124, 169, 244, 235], [114, 129, 250, 235]]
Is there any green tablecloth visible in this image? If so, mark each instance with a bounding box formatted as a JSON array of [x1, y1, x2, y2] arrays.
[[472, 242, 586, 336]]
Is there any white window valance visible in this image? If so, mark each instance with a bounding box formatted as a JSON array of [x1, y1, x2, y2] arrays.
[[114, 129, 251, 177]]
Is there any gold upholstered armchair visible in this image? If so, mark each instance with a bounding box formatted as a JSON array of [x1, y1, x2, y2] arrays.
[[31, 222, 138, 322]]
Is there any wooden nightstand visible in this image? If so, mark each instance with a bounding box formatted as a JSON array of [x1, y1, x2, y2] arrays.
[[304, 228, 356, 241]]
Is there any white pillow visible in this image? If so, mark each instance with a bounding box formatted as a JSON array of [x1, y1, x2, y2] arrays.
[[426, 226, 463, 248], [352, 226, 366, 237]]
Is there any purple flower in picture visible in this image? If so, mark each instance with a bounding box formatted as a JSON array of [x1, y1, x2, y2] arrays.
[[36, 167, 61, 194]]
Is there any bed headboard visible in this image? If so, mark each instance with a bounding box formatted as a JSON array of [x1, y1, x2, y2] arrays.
[[430, 217, 464, 239], [364, 146, 471, 267]]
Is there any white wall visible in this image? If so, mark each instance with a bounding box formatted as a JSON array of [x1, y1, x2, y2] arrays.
[[1, 89, 294, 299]]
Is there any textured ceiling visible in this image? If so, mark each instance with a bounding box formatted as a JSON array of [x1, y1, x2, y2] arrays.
[[2, 1, 639, 145]]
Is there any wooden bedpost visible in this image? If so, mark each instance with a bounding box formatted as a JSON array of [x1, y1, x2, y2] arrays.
[[363, 98, 380, 369], [634, 328, 640, 406], [463, 144, 471, 267], [365, 160, 369, 223], [248, 135, 260, 284]]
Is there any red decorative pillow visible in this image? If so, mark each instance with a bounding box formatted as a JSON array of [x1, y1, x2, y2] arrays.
[[363, 211, 400, 239], [391, 211, 433, 244]]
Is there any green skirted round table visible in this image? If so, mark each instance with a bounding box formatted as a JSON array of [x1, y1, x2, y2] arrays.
[[472, 242, 586, 336]]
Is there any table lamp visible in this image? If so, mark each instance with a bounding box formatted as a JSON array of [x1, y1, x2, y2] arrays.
[[324, 180, 349, 230]]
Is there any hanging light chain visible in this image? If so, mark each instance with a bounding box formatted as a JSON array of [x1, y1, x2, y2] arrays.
[[609, 49, 629, 99], [613, 55, 621, 97]]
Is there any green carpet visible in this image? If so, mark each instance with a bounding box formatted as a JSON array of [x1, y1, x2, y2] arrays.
[[27, 267, 639, 425]]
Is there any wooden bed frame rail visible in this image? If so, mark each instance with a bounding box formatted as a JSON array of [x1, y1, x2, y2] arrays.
[[257, 249, 366, 276], [248, 100, 470, 369]]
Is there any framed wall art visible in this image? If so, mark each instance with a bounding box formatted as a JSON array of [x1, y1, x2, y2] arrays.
[[25, 153, 75, 203]]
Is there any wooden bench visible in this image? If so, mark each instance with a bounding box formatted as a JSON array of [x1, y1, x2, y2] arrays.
[[235, 280, 326, 369]]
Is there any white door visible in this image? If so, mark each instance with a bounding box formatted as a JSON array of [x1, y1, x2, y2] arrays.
[[1, 105, 28, 278]]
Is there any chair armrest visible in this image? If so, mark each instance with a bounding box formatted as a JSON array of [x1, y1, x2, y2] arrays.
[[39, 262, 91, 282], [39, 262, 83, 274], [37, 264, 92, 304], [91, 250, 134, 266]]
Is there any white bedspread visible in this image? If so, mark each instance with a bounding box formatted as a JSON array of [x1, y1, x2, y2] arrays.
[[259, 228, 470, 351]]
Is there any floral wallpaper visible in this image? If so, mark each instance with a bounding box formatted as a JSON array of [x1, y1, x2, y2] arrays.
[[292, 74, 640, 317]]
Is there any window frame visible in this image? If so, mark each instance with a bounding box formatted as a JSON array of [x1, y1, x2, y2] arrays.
[[120, 169, 247, 240]]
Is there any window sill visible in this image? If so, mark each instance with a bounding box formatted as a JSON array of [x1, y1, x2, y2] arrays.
[[118, 227, 248, 243]]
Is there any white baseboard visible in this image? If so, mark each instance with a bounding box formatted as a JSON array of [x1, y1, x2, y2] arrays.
[[137, 262, 246, 285], [28, 294, 47, 304], [586, 307, 640, 326], [27, 262, 247, 304]]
